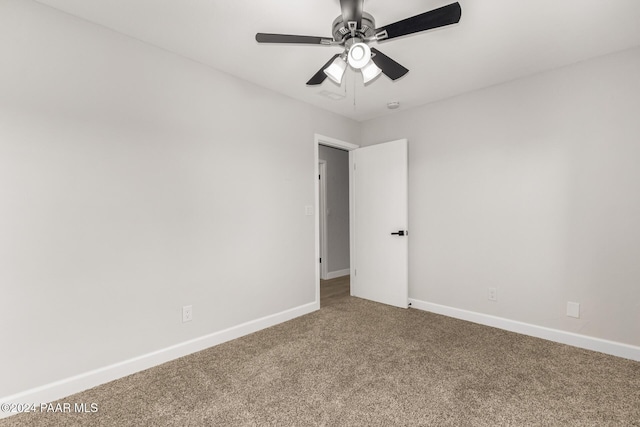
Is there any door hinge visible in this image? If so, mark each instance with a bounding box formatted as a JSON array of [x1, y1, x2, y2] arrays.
[[319, 174, 320, 179], [319, 258, 322, 263]]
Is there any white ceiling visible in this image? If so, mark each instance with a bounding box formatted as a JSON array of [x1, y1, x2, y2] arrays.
[[34, 0, 640, 121]]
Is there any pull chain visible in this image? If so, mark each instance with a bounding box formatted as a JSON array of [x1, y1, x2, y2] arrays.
[[353, 71, 357, 110]]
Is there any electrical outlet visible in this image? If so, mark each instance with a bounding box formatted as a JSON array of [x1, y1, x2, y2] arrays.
[[182, 305, 193, 323], [488, 287, 497, 301], [567, 302, 580, 318]]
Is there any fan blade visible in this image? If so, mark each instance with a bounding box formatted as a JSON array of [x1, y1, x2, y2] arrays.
[[306, 54, 341, 86], [256, 33, 333, 45], [340, 0, 363, 29], [375, 2, 461, 41], [370, 48, 409, 81]]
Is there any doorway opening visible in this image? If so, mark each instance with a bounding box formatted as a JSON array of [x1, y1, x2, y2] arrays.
[[318, 146, 349, 307], [314, 135, 359, 308]]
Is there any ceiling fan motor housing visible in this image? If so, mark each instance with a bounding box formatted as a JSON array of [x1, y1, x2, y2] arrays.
[[331, 12, 376, 45]]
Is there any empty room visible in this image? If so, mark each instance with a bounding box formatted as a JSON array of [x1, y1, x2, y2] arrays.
[[1, 0, 639, 425]]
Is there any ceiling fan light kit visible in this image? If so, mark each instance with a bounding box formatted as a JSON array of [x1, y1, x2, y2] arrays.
[[256, 1, 462, 87], [338, 42, 382, 84]]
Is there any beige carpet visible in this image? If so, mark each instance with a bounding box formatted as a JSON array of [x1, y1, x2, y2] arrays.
[[3, 282, 639, 426]]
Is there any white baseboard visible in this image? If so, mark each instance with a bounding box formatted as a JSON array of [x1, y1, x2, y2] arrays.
[[409, 298, 640, 362], [325, 269, 350, 280], [0, 301, 319, 419]]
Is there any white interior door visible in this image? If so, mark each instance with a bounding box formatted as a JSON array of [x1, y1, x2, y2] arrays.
[[350, 139, 408, 308]]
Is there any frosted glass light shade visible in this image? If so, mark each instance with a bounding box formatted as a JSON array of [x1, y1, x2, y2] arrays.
[[324, 56, 347, 84], [348, 43, 372, 69], [361, 60, 382, 83]]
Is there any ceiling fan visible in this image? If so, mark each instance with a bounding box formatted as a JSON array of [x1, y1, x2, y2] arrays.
[[255, 0, 462, 86]]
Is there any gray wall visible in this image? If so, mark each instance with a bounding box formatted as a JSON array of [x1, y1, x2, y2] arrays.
[[319, 145, 350, 275], [361, 47, 640, 347], [0, 0, 359, 397]]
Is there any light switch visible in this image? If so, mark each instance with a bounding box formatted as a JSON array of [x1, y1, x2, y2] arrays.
[[305, 205, 313, 216]]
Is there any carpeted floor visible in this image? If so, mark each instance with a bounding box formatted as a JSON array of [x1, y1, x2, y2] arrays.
[[3, 279, 639, 426]]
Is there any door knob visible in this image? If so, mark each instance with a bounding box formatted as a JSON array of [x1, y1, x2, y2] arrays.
[[391, 230, 406, 236]]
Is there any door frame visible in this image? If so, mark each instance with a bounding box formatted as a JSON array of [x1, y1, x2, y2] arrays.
[[314, 134, 359, 307], [318, 160, 328, 280]]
